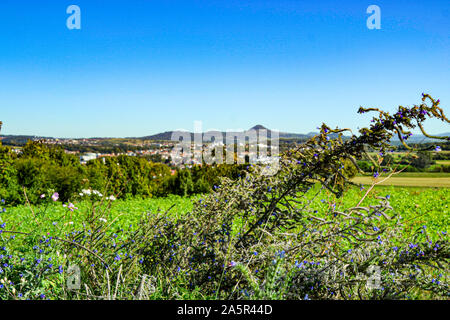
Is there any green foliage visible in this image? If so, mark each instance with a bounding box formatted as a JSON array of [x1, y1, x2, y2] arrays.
[[381, 154, 395, 166], [170, 169, 194, 197], [357, 160, 372, 173], [194, 176, 211, 194], [411, 151, 435, 169], [0, 145, 21, 203], [342, 158, 358, 178], [0, 141, 243, 205]]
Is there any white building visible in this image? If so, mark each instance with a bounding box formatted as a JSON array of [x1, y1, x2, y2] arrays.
[[80, 153, 98, 163]]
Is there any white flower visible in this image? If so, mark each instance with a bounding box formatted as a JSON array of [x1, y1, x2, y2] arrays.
[[99, 218, 107, 223], [108, 195, 116, 201], [92, 190, 103, 197]]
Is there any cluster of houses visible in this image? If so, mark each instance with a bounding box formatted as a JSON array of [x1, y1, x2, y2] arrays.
[[9, 137, 279, 168], [78, 148, 173, 165], [77, 141, 279, 168], [34, 138, 175, 164]]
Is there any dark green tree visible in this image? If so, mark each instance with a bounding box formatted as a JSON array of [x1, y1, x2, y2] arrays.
[[411, 151, 434, 169]]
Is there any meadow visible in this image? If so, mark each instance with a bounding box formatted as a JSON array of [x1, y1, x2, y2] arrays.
[[3, 187, 448, 239], [0, 183, 448, 300]]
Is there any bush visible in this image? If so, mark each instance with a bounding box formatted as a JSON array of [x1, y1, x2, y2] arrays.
[[356, 160, 371, 172], [410, 151, 435, 169]]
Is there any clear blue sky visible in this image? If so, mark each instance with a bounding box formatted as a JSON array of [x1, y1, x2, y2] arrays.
[[0, 0, 449, 138]]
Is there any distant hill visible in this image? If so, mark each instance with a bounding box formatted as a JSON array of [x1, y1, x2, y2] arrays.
[[2, 126, 448, 146], [0, 135, 52, 145], [391, 133, 450, 143], [250, 124, 268, 131], [139, 125, 313, 142], [140, 131, 176, 141], [134, 126, 450, 143]]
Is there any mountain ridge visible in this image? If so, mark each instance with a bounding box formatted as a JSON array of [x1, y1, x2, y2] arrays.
[[1, 125, 448, 144]]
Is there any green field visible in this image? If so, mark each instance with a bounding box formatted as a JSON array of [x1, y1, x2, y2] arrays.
[[312, 186, 449, 238], [1, 186, 448, 300], [3, 187, 448, 241], [1, 195, 195, 234]]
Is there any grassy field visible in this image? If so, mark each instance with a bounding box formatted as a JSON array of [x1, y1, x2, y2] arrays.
[[1, 195, 194, 234], [0, 185, 448, 300], [3, 187, 448, 240], [311, 186, 449, 238]]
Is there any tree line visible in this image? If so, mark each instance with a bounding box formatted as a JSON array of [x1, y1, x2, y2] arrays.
[[0, 140, 248, 205]]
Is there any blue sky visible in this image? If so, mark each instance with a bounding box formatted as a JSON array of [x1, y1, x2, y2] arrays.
[[0, 0, 449, 138]]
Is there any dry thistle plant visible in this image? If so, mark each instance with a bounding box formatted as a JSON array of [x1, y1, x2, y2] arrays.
[[137, 94, 449, 299]]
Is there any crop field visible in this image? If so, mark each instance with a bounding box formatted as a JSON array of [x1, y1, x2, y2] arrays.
[[1, 185, 448, 300], [1, 182, 449, 300], [368, 151, 450, 159], [352, 175, 450, 188], [2, 195, 195, 234], [3, 187, 449, 237]]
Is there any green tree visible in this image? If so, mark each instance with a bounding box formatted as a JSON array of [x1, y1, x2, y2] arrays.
[[411, 151, 434, 169], [194, 175, 211, 194], [171, 169, 194, 196]]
